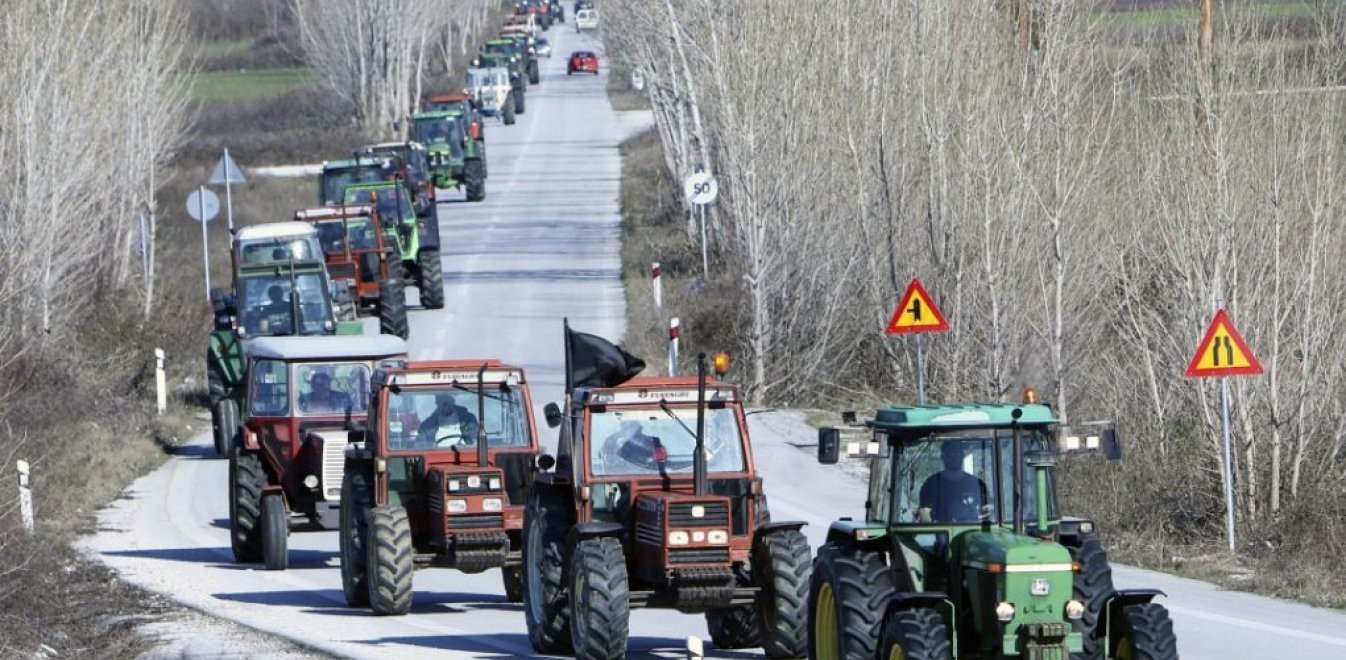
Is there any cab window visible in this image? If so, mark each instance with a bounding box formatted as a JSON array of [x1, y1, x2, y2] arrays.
[[249, 359, 290, 416]]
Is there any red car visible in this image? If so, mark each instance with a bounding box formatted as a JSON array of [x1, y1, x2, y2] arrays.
[[567, 50, 598, 75]]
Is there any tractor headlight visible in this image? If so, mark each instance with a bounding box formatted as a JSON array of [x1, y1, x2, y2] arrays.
[[482, 498, 503, 512], [996, 601, 1016, 622], [488, 477, 501, 491], [707, 530, 728, 544], [467, 475, 481, 489], [668, 530, 689, 546], [1065, 599, 1085, 620], [303, 475, 319, 489], [448, 479, 461, 492], [691, 531, 706, 543], [447, 498, 468, 513]]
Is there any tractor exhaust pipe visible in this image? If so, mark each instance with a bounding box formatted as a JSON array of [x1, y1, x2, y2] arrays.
[[476, 363, 489, 468], [1011, 408, 1025, 537], [694, 352, 708, 497]]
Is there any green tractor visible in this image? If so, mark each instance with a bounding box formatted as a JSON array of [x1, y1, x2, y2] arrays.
[[484, 36, 540, 86], [342, 181, 446, 316], [810, 400, 1177, 659], [317, 156, 392, 207], [207, 222, 363, 458], [408, 110, 486, 202]]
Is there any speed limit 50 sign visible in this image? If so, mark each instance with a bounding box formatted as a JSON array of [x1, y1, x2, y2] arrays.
[[684, 172, 718, 206]]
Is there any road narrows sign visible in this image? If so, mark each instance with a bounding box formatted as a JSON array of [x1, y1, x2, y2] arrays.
[[1185, 309, 1262, 378], [886, 277, 949, 334]]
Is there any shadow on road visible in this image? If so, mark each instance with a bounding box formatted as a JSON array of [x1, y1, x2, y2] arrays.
[[352, 632, 748, 658], [103, 546, 336, 569], [213, 588, 522, 616], [169, 443, 222, 460]]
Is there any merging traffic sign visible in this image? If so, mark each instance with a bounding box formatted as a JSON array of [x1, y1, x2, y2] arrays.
[[1184, 309, 1262, 378], [885, 277, 949, 335]]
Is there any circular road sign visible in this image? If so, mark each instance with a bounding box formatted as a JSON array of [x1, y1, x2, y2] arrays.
[[186, 188, 220, 223], [684, 171, 718, 206]]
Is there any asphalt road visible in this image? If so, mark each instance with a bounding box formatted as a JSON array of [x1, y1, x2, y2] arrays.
[[81, 21, 1346, 660]]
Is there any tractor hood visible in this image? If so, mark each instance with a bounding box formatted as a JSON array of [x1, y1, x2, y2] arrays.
[[959, 529, 1073, 571]]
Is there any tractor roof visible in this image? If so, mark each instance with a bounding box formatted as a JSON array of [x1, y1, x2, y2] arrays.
[[412, 110, 459, 120], [377, 359, 529, 387], [294, 205, 375, 221], [248, 335, 408, 362], [582, 376, 739, 405], [365, 141, 424, 153], [235, 222, 316, 242], [322, 156, 388, 170], [870, 403, 1058, 430], [423, 93, 469, 103]]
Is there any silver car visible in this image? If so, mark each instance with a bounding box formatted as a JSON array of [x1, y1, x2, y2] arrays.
[[534, 37, 552, 58]]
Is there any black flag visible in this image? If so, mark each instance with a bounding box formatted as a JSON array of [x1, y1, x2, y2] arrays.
[[566, 324, 646, 390]]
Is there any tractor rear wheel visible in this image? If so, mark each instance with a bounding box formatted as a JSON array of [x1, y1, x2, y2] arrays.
[[879, 608, 952, 660], [464, 159, 486, 202], [569, 536, 629, 660], [502, 565, 524, 603], [416, 249, 445, 309], [705, 606, 760, 650], [755, 529, 810, 658], [261, 493, 289, 571], [229, 450, 265, 564], [523, 488, 573, 653], [340, 472, 372, 607], [503, 97, 516, 125], [211, 398, 238, 458], [514, 88, 526, 115], [1116, 603, 1178, 660], [478, 140, 488, 177], [1070, 535, 1116, 659], [529, 61, 540, 85], [367, 506, 414, 615], [378, 275, 409, 339], [808, 543, 894, 660]]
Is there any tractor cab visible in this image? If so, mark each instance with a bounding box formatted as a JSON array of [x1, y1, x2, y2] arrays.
[[227, 223, 344, 338], [408, 110, 485, 201], [339, 360, 542, 614], [318, 156, 392, 206], [812, 400, 1174, 659], [294, 205, 387, 302], [230, 334, 408, 570], [360, 141, 435, 216], [466, 66, 516, 122]]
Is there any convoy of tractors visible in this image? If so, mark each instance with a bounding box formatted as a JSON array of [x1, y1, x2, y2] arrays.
[[199, 2, 1178, 657]]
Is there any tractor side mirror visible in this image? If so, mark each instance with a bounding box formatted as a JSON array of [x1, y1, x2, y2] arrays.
[[543, 402, 562, 428], [537, 453, 556, 471], [1102, 428, 1122, 461], [817, 427, 840, 464], [391, 120, 401, 132], [347, 428, 366, 444]]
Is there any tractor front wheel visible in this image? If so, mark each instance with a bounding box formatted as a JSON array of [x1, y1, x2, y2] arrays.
[[229, 450, 266, 563], [211, 398, 238, 458], [529, 61, 540, 85], [502, 565, 524, 603], [340, 471, 372, 607], [706, 606, 760, 650], [503, 97, 517, 125], [879, 608, 952, 660], [1115, 603, 1178, 660], [378, 275, 409, 339], [569, 536, 629, 660], [417, 249, 445, 309], [522, 489, 573, 654], [261, 493, 289, 571], [1070, 535, 1116, 659], [367, 506, 414, 615], [808, 543, 894, 660], [514, 88, 526, 115], [464, 159, 486, 202], [755, 529, 810, 658]]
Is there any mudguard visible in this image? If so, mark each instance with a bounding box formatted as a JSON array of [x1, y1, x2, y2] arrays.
[[417, 206, 441, 251]]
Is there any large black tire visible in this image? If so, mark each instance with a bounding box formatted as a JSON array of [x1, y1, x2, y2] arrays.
[[211, 398, 238, 458], [878, 608, 952, 660], [367, 506, 414, 616], [340, 471, 372, 607], [756, 529, 811, 658], [261, 493, 289, 571], [416, 249, 445, 309], [478, 140, 488, 178], [1070, 535, 1116, 660], [569, 536, 629, 660], [706, 606, 760, 650], [502, 565, 524, 603], [378, 274, 408, 339], [808, 543, 894, 660], [1116, 603, 1179, 660], [464, 159, 486, 202], [529, 60, 540, 85], [514, 88, 526, 115], [229, 450, 266, 563], [503, 97, 516, 125], [523, 488, 573, 654]]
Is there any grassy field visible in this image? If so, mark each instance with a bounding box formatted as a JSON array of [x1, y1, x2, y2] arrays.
[[190, 67, 315, 103], [1097, 1, 1315, 27]]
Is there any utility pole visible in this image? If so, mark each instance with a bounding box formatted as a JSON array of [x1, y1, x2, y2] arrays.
[[1196, 0, 1215, 152]]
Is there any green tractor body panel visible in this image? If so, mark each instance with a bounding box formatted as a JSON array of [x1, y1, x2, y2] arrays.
[[342, 182, 420, 262], [335, 320, 364, 335], [955, 530, 1080, 654]]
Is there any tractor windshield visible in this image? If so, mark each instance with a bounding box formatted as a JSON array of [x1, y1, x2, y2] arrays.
[[238, 237, 321, 265], [295, 362, 371, 416], [344, 186, 413, 223], [320, 165, 386, 205], [383, 385, 531, 451], [485, 42, 516, 57], [588, 406, 746, 477], [467, 69, 491, 88], [412, 117, 455, 145], [889, 429, 1058, 526], [237, 272, 331, 336], [312, 218, 378, 254]]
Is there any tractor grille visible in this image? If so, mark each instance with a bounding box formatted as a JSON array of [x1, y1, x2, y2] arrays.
[[443, 473, 500, 495], [320, 434, 348, 501], [328, 262, 357, 279], [669, 502, 729, 528], [669, 548, 730, 565], [447, 514, 504, 530]]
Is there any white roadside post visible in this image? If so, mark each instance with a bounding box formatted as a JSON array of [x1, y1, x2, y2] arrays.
[[668, 317, 680, 376], [17, 459, 34, 535], [685, 635, 704, 660], [683, 171, 718, 279], [186, 186, 221, 303], [155, 348, 167, 415], [652, 262, 662, 309], [210, 148, 247, 232]]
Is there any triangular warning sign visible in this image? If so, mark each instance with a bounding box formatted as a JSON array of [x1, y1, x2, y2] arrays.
[[886, 278, 950, 335], [209, 149, 246, 185], [1185, 309, 1263, 378]]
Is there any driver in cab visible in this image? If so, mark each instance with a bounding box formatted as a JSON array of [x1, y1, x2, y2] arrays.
[[918, 440, 989, 522], [417, 392, 480, 447]]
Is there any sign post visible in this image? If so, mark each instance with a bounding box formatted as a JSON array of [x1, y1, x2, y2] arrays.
[[885, 277, 950, 405], [186, 187, 220, 302], [210, 148, 247, 232], [683, 172, 718, 279], [1185, 305, 1263, 553], [17, 459, 33, 535], [652, 262, 662, 309], [668, 317, 680, 377]]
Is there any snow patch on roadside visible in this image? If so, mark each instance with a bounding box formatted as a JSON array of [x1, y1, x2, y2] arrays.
[[251, 164, 323, 178]]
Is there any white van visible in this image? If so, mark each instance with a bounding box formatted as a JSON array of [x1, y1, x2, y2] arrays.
[[575, 9, 598, 31]]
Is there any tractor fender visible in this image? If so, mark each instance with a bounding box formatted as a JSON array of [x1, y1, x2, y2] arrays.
[[416, 208, 441, 251], [567, 521, 624, 547], [1104, 589, 1168, 647], [753, 520, 806, 545]]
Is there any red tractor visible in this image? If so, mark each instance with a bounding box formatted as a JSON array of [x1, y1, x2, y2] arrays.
[[340, 360, 543, 614], [523, 329, 811, 659], [294, 205, 409, 339]]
